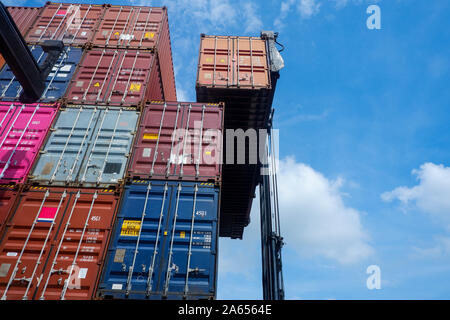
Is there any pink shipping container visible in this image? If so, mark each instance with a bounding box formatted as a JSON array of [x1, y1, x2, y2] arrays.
[[92, 5, 177, 101], [127, 101, 223, 182], [65, 48, 163, 107], [25, 2, 105, 46], [0, 102, 59, 185]]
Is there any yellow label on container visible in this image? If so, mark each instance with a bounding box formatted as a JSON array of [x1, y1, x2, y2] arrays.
[[164, 231, 168, 236], [120, 220, 141, 237], [94, 82, 100, 87], [205, 151, 212, 155], [145, 32, 155, 39], [143, 133, 159, 140], [130, 83, 141, 92], [206, 57, 213, 63], [180, 231, 185, 238], [114, 31, 120, 36], [219, 58, 225, 63]]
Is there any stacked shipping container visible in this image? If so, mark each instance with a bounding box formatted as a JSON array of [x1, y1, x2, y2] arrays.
[[0, 2, 224, 301]]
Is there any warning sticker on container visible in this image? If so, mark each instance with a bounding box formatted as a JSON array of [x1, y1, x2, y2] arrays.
[[120, 220, 141, 237], [129, 83, 141, 92], [143, 133, 158, 140], [94, 82, 100, 87], [144, 32, 155, 39], [180, 231, 185, 238], [119, 34, 135, 41], [56, 10, 67, 16], [78, 268, 88, 279], [37, 207, 57, 223], [142, 148, 151, 158]]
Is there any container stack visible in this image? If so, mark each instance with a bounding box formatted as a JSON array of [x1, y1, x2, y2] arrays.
[[0, 2, 222, 300]]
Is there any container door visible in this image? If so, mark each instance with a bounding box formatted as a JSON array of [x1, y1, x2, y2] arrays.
[[0, 104, 58, 184], [98, 181, 170, 298], [80, 108, 138, 186], [30, 106, 100, 185], [158, 182, 218, 299], [0, 188, 69, 300]]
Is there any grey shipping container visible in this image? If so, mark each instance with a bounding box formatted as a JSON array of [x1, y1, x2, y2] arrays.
[[28, 105, 139, 189]]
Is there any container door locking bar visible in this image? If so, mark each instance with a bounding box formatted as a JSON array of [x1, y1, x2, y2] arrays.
[[0, 2, 64, 102]]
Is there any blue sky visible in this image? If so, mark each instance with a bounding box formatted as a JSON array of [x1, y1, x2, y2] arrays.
[[12, 0, 450, 299]]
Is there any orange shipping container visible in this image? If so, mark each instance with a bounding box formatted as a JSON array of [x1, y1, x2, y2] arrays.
[[0, 187, 120, 300]]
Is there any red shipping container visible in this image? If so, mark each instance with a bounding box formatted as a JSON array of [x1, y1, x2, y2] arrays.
[[0, 187, 120, 300], [0, 184, 19, 233], [127, 101, 223, 182], [92, 5, 176, 101], [65, 48, 163, 107], [25, 2, 105, 46], [0, 6, 41, 71]]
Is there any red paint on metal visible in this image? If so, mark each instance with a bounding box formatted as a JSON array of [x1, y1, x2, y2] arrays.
[[65, 48, 163, 106], [127, 101, 223, 182], [25, 3, 105, 45], [0, 187, 120, 300], [0, 185, 19, 233]]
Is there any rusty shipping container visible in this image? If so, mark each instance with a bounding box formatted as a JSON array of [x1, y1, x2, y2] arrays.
[[0, 186, 120, 300], [127, 101, 223, 182], [25, 2, 105, 46], [196, 34, 276, 130], [0, 184, 19, 234], [0, 6, 42, 71], [28, 105, 139, 189], [92, 5, 176, 101], [65, 48, 163, 107]]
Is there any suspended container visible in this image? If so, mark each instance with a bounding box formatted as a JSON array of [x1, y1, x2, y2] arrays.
[[0, 102, 59, 185], [28, 105, 139, 189], [0, 186, 120, 300], [127, 101, 223, 182], [25, 2, 105, 46], [65, 48, 163, 107], [91, 5, 176, 101], [195, 34, 277, 130], [0, 184, 20, 234], [0, 45, 82, 102], [0, 6, 42, 70], [96, 180, 219, 300]]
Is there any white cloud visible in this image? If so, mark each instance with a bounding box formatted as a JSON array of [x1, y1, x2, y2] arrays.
[[278, 157, 373, 264], [275, 0, 320, 28], [241, 2, 263, 33], [381, 163, 450, 230]]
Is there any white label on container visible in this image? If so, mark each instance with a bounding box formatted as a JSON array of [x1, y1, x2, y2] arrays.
[[143, 148, 151, 158], [76, 81, 84, 87], [81, 31, 87, 36], [119, 34, 134, 41], [78, 268, 88, 279], [35, 29, 42, 34], [6, 252, 17, 257], [112, 284, 123, 290], [204, 73, 212, 79], [60, 65, 72, 72], [72, 96, 79, 100], [57, 73, 68, 78]]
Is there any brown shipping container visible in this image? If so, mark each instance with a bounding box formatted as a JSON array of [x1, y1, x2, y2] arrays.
[[0, 184, 20, 233], [92, 5, 176, 101], [197, 35, 270, 90], [25, 2, 105, 46], [0, 187, 120, 300], [65, 48, 163, 107], [0, 6, 41, 71], [128, 101, 223, 182]]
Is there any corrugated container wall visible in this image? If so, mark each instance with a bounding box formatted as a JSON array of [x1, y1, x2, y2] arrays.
[[0, 46, 82, 102], [0, 6, 41, 70], [0, 184, 19, 233], [65, 49, 163, 107], [196, 35, 274, 130], [0, 187, 120, 300], [25, 2, 105, 46], [0, 102, 59, 185], [91, 5, 176, 101], [96, 180, 219, 300], [28, 105, 139, 189], [127, 101, 223, 182]]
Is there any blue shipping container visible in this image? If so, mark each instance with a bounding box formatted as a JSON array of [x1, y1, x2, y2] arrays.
[[97, 180, 219, 300], [0, 45, 82, 102]]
